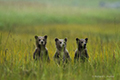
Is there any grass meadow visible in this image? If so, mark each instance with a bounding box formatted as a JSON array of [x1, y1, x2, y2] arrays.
[[0, 0, 120, 80]]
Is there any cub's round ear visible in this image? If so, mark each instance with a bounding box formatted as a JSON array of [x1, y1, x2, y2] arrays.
[[35, 36, 38, 39], [76, 38, 79, 41], [85, 38, 88, 43], [64, 38, 67, 42], [55, 38, 58, 42], [44, 35, 47, 39]]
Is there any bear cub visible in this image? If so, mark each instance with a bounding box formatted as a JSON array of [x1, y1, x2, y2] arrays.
[[33, 35, 50, 62], [74, 38, 89, 63], [54, 38, 71, 64]]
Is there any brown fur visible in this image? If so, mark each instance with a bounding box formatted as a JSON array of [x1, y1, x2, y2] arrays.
[[53, 38, 71, 64], [74, 38, 89, 63], [33, 35, 50, 62]]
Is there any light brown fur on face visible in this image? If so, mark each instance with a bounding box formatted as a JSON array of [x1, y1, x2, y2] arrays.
[[55, 38, 67, 51], [77, 39, 86, 48], [35, 35, 47, 47]]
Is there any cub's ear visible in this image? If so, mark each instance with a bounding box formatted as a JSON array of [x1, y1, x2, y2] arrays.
[[55, 38, 58, 42], [35, 36, 38, 39], [64, 38, 67, 42], [76, 38, 79, 42], [85, 38, 88, 43], [44, 35, 47, 39]]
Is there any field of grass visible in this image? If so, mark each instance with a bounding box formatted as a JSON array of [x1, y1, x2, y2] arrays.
[[0, 0, 120, 80]]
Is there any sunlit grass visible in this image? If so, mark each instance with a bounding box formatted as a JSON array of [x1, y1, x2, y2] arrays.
[[0, 24, 120, 80]]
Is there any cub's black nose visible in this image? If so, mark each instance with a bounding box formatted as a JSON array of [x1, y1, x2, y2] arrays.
[[41, 41, 43, 44], [84, 44, 86, 48]]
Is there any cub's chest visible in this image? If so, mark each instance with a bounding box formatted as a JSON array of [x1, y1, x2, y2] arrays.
[[36, 49, 46, 55], [77, 49, 85, 56], [81, 50, 85, 54], [40, 50, 46, 55], [40, 49, 46, 56]]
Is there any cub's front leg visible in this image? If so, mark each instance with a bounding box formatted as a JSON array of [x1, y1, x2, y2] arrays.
[[45, 50, 50, 62], [74, 50, 80, 63], [33, 48, 40, 60], [54, 52, 60, 64], [33, 49, 37, 59]]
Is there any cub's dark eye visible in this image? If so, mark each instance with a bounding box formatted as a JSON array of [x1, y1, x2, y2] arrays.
[[81, 42, 83, 43], [39, 39, 41, 41], [43, 39, 45, 41], [60, 42, 62, 44]]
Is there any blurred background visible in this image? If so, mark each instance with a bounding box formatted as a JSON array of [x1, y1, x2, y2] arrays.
[[0, 0, 120, 31]]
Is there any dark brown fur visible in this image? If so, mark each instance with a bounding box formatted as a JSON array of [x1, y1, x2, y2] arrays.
[[33, 35, 50, 62], [53, 38, 71, 64], [74, 38, 89, 63]]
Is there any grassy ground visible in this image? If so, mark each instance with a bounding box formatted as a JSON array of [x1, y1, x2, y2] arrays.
[[0, 0, 120, 80]]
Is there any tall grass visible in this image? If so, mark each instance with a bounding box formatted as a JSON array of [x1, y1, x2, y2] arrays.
[[0, 24, 120, 80]]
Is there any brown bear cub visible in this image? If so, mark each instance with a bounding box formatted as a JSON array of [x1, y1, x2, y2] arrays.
[[54, 38, 71, 65], [74, 38, 89, 63], [33, 35, 50, 62]]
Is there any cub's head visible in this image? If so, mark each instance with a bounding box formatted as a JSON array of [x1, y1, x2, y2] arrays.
[[76, 38, 88, 49], [55, 38, 67, 51], [35, 35, 47, 47]]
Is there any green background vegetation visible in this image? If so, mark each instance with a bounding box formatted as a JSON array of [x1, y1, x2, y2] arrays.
[[0, 0, 120, 80]]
